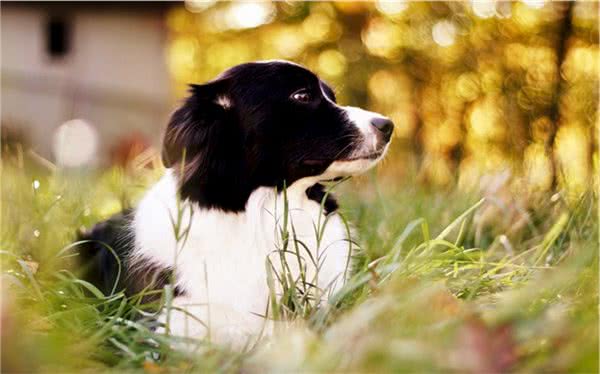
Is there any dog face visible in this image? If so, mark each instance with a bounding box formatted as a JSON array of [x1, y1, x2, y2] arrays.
[[162, 60, 393, 212]]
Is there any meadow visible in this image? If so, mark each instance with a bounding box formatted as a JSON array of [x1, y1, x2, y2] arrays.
[[1, 151, 597, 373], [1, 1, 598, 372]]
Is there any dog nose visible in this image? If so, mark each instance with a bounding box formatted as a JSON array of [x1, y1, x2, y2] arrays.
[[371, 117, 394, 140]]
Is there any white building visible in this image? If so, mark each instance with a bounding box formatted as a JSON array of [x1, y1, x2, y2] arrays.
[[1, 3, 172, 164]]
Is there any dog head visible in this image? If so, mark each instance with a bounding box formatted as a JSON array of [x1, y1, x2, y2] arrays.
[[162, 60, 393, 212]]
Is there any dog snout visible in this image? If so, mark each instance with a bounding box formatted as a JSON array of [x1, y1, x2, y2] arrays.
[[370, 117, 394, 141]]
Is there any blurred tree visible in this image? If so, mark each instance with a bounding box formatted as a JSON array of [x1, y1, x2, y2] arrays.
[[166, 1, 598, 193]]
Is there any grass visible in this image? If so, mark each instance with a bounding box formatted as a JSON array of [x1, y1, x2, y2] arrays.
[[1, 154, 598, 373]]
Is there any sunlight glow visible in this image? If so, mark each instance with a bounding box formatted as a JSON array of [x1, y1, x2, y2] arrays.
[[226, 2, 275, 30], [521, 0, 545, 10], [164, 0, 596, 192], [302, 12, 338, 43], [184, 0, 216, 13], [272, 27, 306, 58], [362, 18, 401, 58], [471, 0, 496, 19], [167, 36, 198, 81], [555, 124, 591, 192], [376, 0, 408, 16], [524, 143, 552, 191], [317, 49, 347, 77], [432, 20, 457, 47]]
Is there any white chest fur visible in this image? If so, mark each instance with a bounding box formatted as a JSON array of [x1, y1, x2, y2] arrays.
[[130, 170, 352, 345]]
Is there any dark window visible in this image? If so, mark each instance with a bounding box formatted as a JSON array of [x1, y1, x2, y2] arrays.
[[46, 17, 70, 58]]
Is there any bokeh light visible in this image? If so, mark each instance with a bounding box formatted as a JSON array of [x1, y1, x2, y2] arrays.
[[225, 2, 275, 30], [522, 0, 545, 10], [376, 0, 408, 17], [362, 18, 402, 59], [432, 20, 457, 47], [471, 0, 496, 19], [317, 49, 347, 78], [164, 1, 598, 192], [184, 0, 216, 13], [52, 119, 99, 168]]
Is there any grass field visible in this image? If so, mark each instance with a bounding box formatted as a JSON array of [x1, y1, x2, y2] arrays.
[[1, 156, 598, 373]]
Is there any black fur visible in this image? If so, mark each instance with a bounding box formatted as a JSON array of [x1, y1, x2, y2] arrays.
[[162, 61, 360, 212], [77, 210, 184, 302], [306, 183, 339, 214]]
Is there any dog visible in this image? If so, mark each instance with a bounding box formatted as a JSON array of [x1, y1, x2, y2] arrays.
[[79, 60, 393, 347]]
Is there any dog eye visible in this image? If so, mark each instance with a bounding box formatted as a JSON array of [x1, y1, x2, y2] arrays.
[[291, 89, 312, 103]]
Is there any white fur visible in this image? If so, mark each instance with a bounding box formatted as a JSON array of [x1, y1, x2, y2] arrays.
[[343, 106, 388, 155], [130, 166, 370, 347], [215, 95, 232, 109]]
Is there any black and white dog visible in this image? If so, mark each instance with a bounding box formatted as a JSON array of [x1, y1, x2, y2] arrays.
[[81, 60, 393, 346]]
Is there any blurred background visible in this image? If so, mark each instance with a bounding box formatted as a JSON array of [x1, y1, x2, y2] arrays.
[[1, 1, 598, 193]]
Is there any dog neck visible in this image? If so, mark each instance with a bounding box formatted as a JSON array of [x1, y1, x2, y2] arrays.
[[129, 169, 339, 294]]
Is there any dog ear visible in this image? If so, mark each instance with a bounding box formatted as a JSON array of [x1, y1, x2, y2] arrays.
[[161, 78, 232, 168], [161, 78, 249, 211]]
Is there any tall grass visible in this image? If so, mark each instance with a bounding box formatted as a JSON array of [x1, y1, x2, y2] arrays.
[[1, 155, 597, 372]]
